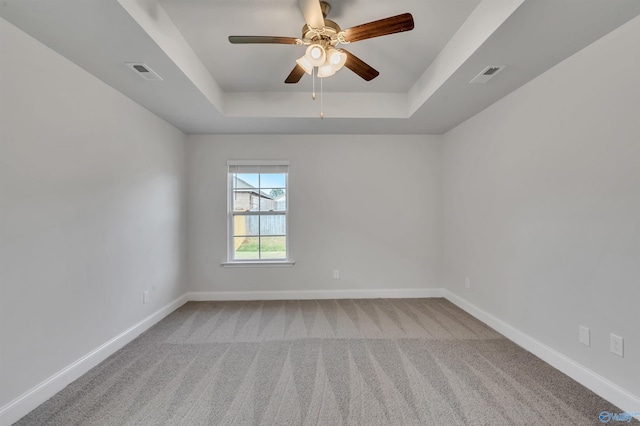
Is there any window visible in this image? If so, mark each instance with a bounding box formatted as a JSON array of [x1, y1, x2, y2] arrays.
[[226, 160, 292, 265]]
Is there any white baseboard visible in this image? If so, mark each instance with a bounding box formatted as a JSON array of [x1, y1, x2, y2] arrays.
[[187, 288, 444, 301], [442, 289, 640, 419], [0, 294, 189, 426]]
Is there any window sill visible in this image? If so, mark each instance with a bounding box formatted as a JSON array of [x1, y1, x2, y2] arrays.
[[221, 260, 296, 268]]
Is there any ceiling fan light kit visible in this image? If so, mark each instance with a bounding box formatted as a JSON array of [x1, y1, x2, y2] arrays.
[[305, 44, 326, 67], [317, 63, 335, 78], [295, 56, 313, 75], [327, 49, 346, 69], [297, 44, 346, 78]]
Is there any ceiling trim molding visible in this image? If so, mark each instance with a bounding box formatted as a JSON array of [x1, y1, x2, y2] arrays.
[[223, 92, 408, 118]]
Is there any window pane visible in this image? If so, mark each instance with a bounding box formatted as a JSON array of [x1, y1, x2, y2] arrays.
[[259, 215, 286, 236], [260, 236, 286, 259], [233, 193, 266, 212], [259, 195, 276, 212], [232, 173, 259, 189], [262, 188, 286, 211], [234, 237, 260, 260], [233, 215, 259, 237], [233, 190, 253, 211], [249, 194, 261, 211], [260, 173, 286, 188]]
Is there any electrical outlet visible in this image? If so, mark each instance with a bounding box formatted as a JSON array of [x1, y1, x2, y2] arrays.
[[579, 326, 590, 346], [465, 277, 470, 289], [333, 270, 340, 279], [143, 290, 149, 304], [610, 334, 624, 357]]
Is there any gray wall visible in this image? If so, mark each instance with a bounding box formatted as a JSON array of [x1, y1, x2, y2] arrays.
[[442, 15, 640, 396], [0, 18, 187, 408], [186, 134, 443, 294]]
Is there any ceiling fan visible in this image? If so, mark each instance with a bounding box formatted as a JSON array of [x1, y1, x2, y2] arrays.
[[228, 0, 414, 84]]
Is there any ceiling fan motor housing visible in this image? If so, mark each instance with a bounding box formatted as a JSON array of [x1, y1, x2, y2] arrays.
[[302, 19, 341, 46], [319, 1, 331, 18]]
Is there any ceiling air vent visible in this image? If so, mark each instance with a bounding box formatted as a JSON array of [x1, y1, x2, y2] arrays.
[[125, 63, 163, 81], [469, 65, 506, 84]]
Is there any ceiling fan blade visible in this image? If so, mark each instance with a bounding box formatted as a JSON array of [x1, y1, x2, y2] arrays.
[[341, 13, 414, 43], [228, 36, 300, 44], [285, 64, 306, 84], [343, 49, 379, 81], [297, 0, 325, 29]]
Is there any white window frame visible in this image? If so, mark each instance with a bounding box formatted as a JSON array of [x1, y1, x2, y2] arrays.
[[222, 160, 294, 267]]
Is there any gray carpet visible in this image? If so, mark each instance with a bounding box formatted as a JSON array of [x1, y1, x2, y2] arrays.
[[16, 298, 635, 425]]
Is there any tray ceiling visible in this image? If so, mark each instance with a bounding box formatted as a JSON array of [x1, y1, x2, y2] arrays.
[[2, 0, 640, 134]]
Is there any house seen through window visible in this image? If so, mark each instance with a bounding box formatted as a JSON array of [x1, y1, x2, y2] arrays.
[[228, 161, 289, 262]]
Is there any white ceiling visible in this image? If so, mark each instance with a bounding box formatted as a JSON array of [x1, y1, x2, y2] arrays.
[[2, 0, 640, 135]]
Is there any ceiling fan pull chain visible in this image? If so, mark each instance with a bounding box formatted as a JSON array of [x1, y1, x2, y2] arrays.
[[312, 67, 316, 100], [320, 77, 324, 119]]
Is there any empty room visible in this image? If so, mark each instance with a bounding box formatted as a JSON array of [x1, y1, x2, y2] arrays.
[[1, 0, 639, 424]]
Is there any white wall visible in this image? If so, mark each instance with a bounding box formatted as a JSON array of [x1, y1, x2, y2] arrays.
[[186, 134, 442, 295], [0, 17, 187, 412], [443, 15, 640, 397]]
